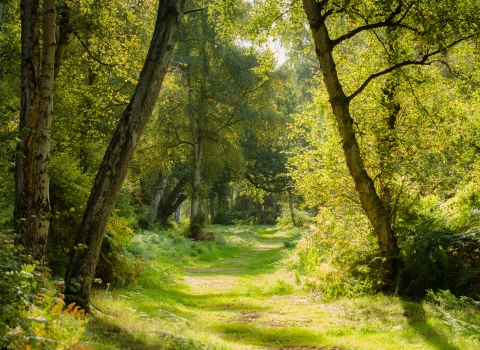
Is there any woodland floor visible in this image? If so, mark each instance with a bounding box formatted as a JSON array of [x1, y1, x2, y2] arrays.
[[82, 226, 480, 350]]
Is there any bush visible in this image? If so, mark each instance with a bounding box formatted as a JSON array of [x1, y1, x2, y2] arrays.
[[0, 231, 33, 345], [136, 212, 150, 230], [397, 224, 480, 298], [277, 209, 314, 228], [48, 153, 93, 276], [95, 214, 139, 286], [0, 231, 85, 349], [288, 207, 383, 298], [212, 212, 235, 225], [189, 212, 206, 239]]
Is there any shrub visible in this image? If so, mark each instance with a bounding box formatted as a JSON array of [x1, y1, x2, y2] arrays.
[[288, 207, 383, 298], [189, 212, 206, 239], [397, 225, 480, 298], [95, 214, 139, 286], [212, 212, 235, 225], [0, 231, 86, 349], [48, 153, 93, 276], [277, 209, 314, 228], [136, 212, 150, 230]]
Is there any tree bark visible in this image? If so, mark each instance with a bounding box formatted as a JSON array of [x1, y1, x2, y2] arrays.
[[15, 0, 40, 256], [0, 3, 4, 30], [190, 139, 202, 235], [273, 193, 278, 219], [64, 0, 186, 310], [302, 0, 400, 280], [34, 0, 56, 265], [147, 171, 169, 229], [288, 190, 296, 227], [54, 0, 71, 79], [157, 176, 187, 226], [257, 202, 262, 224]]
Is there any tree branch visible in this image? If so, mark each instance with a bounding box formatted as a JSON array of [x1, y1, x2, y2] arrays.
[[347, 35, 475, 101], [330, 2, 419, 47], [73, 32, 116, 67], [184, 8, 205, 15]]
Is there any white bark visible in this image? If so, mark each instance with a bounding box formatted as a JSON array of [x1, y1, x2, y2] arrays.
[[148, 171, 169, 229], [64, 0, 187, 308], [35, 0, 56, 264]]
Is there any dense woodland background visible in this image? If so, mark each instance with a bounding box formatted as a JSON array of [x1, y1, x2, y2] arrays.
[[2, 0, 480, 348]]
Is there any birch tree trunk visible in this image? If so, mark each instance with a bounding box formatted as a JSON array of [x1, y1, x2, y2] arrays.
[[147, 171, 169, 229], [302, 0, 400, 281], [15, 0, 40, 255], [34, 0, 56, 265], [64, 0, 186, 309]]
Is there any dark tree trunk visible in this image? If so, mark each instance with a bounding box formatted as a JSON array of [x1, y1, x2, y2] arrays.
[[15, 0, 40, 257], [157, 176, 188, 227], [273, 193, 278, 219], [64, 0, 186, 310], [257, 202, 262, 224], [0, 3, 4, 30], [302, 0, 400, 282]]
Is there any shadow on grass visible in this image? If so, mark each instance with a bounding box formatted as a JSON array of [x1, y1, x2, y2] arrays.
[[212, 322, 326, 348], [400, 299, 459, 350]]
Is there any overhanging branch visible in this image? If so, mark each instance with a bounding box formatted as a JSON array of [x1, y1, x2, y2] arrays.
[[330, 2, 404, 47], [347, 35, 475, 101], [184, 8, 205, 15]]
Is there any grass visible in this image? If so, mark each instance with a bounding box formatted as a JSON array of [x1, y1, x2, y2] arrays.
[[79, 225, 480, 350]]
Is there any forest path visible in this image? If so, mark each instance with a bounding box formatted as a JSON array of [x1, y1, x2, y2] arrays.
[[176, 226, 342, 350], [88, 226, 474, 350]]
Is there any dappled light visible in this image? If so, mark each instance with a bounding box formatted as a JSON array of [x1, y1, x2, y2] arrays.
[[2, 0, 480, 348]]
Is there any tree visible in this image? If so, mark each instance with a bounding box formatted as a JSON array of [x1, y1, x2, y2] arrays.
[[300, 0, 480, 283], [15, 0, 56, 264], [64, 0, 187, 310], [157, 9, 273, 238]]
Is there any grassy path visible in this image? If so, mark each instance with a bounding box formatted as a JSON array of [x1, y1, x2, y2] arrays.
[[84, 226, 480, 350]]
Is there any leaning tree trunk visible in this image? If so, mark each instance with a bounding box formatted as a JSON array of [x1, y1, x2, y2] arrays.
[[15, 0, 40, 255], [157, 176, 187, 226], [147, 171, 169, 229], [302, 0, 400, 281], [34, 0, 56, 265], [64, 0, 186, 310]]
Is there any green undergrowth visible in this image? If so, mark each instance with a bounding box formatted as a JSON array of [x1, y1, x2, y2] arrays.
[[79, 225, 480, 350]]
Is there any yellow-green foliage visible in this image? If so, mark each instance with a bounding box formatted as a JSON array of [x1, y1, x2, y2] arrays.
[[277, 208, 314, 228], [0, 243, 87, 350], [291, 207, 384, 298]]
